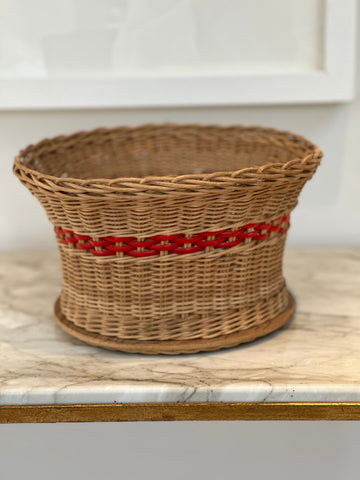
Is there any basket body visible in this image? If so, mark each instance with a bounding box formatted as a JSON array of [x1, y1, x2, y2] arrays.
[[14, 124, 322, 354]]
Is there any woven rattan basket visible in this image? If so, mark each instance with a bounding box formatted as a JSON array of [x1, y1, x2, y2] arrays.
[[14, 124, 322, 354]]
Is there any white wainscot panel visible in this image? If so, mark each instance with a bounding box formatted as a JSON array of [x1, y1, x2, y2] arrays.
[[0, 0, 356, 108]]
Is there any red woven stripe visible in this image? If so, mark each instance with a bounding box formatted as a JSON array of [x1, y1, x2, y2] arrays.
[[55, 216, 289, 258]]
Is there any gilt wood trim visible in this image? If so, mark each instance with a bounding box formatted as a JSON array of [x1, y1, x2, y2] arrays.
[[1, 402, 360, 423]]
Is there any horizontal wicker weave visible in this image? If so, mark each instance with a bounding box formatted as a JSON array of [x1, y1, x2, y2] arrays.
[[14, 124, 322, 354]]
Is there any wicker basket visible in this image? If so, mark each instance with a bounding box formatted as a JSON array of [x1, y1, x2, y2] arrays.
[[14, 124, 322, 354]]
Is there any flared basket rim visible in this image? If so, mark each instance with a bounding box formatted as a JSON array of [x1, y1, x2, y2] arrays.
[[13, 123, 323, 196]]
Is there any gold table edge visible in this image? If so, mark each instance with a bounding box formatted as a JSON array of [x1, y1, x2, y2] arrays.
[[1, 402, 360, 423]]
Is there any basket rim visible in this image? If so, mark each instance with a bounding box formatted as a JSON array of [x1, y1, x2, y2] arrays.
[[13, 123, 323, 196]]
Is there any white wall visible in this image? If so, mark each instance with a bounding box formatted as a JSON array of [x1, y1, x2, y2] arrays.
[[1, 421, 360, 480], [0, 0, 323, 78], [1, 95, 360, 251]]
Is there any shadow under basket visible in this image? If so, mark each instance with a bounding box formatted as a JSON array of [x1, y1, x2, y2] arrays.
[[14, 124, 322, 354]]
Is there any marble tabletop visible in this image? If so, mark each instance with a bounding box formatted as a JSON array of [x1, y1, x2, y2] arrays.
[[0, 249, 359, 406]]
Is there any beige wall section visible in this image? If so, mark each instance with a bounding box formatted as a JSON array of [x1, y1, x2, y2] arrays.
[[1, 97, 360, 251]]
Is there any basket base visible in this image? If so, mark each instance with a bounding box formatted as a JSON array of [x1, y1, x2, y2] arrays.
[[54, 292, 295, 355]]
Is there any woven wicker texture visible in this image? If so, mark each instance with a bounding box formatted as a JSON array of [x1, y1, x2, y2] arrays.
[[14, 124, 322, 354]]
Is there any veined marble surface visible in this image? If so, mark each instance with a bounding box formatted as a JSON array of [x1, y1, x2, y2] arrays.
[[0, 249, 359, 405]]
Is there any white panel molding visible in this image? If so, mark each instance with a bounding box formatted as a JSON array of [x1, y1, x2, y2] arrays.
[[0, 0, 356, 109]]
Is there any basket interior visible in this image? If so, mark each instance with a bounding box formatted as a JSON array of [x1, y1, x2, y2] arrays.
[[20, 125, 317, 180]]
